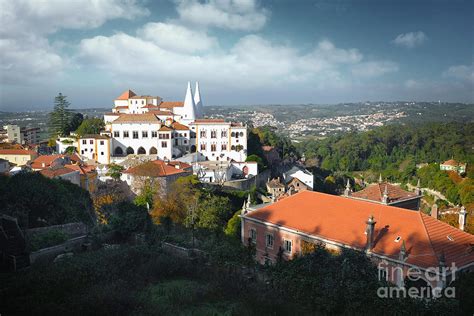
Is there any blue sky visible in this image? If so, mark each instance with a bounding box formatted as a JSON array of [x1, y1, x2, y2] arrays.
[[0, 0, 473, 111]]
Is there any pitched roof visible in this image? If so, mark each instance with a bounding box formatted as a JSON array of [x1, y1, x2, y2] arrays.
[[160, 101, 184, 108], [193, 119, 226, 124], [64, 164, 96, 175], [80, 134, 109, 139], [116, 89, 136, 100], [0, 149, 37, 156], [351, 182, 418, 204], [113, 113, 159, 123], [267, 178, 285, 188], [441, 159, 466, 167], [245, 191, 474, 269], [159, 125, 173, 132], [39, 167, 78, 178], [30, 154, 64, 169], [123, 160, 191, 177], [171, 121, 189, 130]]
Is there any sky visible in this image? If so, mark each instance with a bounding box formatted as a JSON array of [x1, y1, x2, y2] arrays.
[[0, 0, 473, 111]]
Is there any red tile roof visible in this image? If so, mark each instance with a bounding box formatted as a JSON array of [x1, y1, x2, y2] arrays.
[[159, 126, 173, 131], [30, 154, 64, 169], [0, 149, 37, 156], [123, 160, 191, 177], [245, 191, 474, 269], [142, 104, 159, 109], [113, 113, 160, 123], [39, 167, 78, 178], [351, 182, 418, 203], [65, 164, 96, 175], [441, 159, 465, 167], [116, 89, 136, 100], [171, 121, 189, 130], [160, 101, 184, 108]]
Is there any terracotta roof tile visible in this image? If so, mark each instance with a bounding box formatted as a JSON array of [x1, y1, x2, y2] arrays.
[[39, 167, 78, 178], [171, 121, 189, 130], [31, 154, 63, 169], [160, 101, 184, 108], [0, 149, 37, 156], [115, 89, 136, 100], [351, 182, 418, 203], [123, 160, 191, 177], [113, 113, 159, 123], [159, 126, 173, 131], [245, 191, 474, 269]]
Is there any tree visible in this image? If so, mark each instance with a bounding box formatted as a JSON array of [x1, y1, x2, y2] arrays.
[[194, 195, 231, 232], [64, 146, 76, 154], [49, 93, 72, 137], [224, 210, 241, 238], [106, 164, 125, 181], [108, 201, 152, 240], [245, 154, 264, 171], [66, 112, 84, 134], [75, 118, 105, 136]]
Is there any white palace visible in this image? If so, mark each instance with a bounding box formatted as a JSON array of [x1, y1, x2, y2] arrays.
[[57, 82, 247, 165]]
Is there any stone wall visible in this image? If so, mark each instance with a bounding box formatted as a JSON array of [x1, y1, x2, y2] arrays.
[[26, 222, 88, 239]]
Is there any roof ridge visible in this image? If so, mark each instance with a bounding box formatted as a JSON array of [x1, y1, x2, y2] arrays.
[[418, 212, 441, 265]]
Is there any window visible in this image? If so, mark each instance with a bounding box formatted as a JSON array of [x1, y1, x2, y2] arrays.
[[211, 144, 216, 152], [100, 141, 104, 145], [159, 134, 163, 139], [221, 144, 227, 150], [161, 141, 167, 148], [200, 130, 206, 138], [101, 152, 104, 156], [151, 131, 157, 138], [81, 150, 84, 154], [231, 145, 236, 150], [133, 131, 139, 139], [284, 239, 292, 253], [142, 131, 148, 138], [221, 130, 227, 137], [249, 229, 257, 243], [123, 131, 129, 138], [184, 140, 187, 144], [114, 131, 119, 137], [90, 140, 93, 144], [82, 140, 87, 144], [231, 132, 235, 137], [211, 131, 217, 138], [239, 132, 244, 137], [266, 234, 274, 249], [200, 144, 206, 151]]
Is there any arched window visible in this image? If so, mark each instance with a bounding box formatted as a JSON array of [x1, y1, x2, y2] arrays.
[[231, 132, 235, 137], [239, 132, 244, 137], [114, 147, 123, 156], [126, 147, 134, 155], [190, 145, 196, 153], [149, 147, 157, 155], [137, 147, 146, 155], [231, 145, 236, 150]]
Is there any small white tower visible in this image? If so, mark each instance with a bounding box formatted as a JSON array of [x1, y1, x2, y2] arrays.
[[194, 82, 204, 118], [180, 81, 196, 124], [459, 206, 467, 231]]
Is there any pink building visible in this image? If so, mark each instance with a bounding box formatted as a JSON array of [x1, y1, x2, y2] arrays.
[[241, 191, 474, 289]]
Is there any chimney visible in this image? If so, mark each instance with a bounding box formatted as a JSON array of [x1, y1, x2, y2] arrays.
[[381, 185, 389, 204], [459, 206, 467, 231], [431, 204, 439, 219], [398, 240, 407, 261], [344, 179, 351, 197], [365, 215, 377, 252], [415, 178, 422, 195], [378, 173, 383, 184]]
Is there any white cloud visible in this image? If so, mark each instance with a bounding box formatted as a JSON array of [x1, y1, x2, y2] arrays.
[[392, 31, 427, 48], [443, 63, 474, 83], [351, 61, 399, 78], [138, 22, 218, 53], [0, 0, 149, 85], [176, 0, 268, 31]]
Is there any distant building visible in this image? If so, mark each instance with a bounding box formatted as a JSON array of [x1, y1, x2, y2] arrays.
[[2, 125, 41, 145], [282, 165, 313, 190], [122, 159, 192, 195], [39, 167, 81, 186], [193, 160, 258, 184], [0, 158, 9, 174], [3, 125, 23, 144], [77, 134, 111, 165], [345, 178, 422, 211], [440, 159, 466, 174], [241, 191, 474, 289], [0, 149, 37, 166], [30, 154, 69, 170], [22, 127, 41, 145], [266, 177, 286, 199]]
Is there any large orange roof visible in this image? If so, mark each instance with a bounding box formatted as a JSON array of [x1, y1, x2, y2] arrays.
[[245, 191, 474, 269], [30, 154, 64, 169], [39, 167, 78, 178], [115, 89, 136, 100], [160, 101, 184, 108], [351, 182, 418, 203], [0, 149, 37, 156], [113, 113, 159, 123], [171, 121, 189, 130], [123, 160, 191, 177]]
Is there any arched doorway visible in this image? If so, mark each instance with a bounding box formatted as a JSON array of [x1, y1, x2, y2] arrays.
[[149, 147, 157, 155], [137, 147, 146, 155], [114, 147, 123, 156], [190, 145, 196, 153], [126, 147, 134, 155]]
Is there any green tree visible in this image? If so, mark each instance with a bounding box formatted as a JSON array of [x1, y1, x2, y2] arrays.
[[75, 118, 105, 136], [108, 201, 152, 239], [224, 210, 241, 238], [245, 154, 264, 170], [66, 112, 84, 134], [49, 93, 72, 137], [194, 195, 231, 232], [106, 164, 125, 181]]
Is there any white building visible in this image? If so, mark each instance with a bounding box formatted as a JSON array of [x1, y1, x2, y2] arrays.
[[283, 166, 314, 190], [3, 125, 23, 144], [194, 160, 257, 184], [77, 82, 247, 165]]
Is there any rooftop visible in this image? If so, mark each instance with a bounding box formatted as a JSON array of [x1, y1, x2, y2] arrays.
[[115, 89, 136, 100], [245, 191, 474, 269], [0, 149, 37, 156], [113, 113, 160, 123], [123, 160, 192, 177], [350, 182, 419, 204]]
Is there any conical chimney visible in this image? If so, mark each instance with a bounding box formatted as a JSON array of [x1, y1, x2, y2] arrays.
[[194, 82, 203, 118]]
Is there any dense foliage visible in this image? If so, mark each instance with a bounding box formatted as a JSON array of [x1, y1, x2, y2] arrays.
[[48, 93, 83, 137], [297, 122, 473, 179], [75, 117, 105, 136], [0, 172, 94, 228]]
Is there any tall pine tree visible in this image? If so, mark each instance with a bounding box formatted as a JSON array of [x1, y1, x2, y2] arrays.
[[49, 93, 72, 137]]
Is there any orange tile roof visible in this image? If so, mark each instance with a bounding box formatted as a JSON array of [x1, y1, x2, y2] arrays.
[[441, 159, 465, 167], [115, 105, 129, 109], [142, 104, 159, 109], [159, 126, 173, 131], [30, 154, 64, 169], [39, 167, 78, 178], [123, 160, 191, 177], [351, 182, 418, 203], [245, 191, 474, 269], [160, 101, 184, 108], [0, 149, 37, 156], [113, 113, 159, 123], [149, 110, 175, 116], [65, 164, 96, 175], [171, 121, 189, 130], [115, 89, 136, 100]]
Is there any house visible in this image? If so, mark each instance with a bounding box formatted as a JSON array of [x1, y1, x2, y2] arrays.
[[287, 177, 310, 194], [240, 190, 474, 289], [30, 154, 69, 170], [193, 160, 258, 184], [282, 165, 313, 190], [64, 164, 98, 193], [0, 149, 37, 166], [345, 177, 422, 210], [77, 134, 111, 165], [440, 159, 467, 174], [266, 177, 286, 200], [122, 159, 192, 195], [39, 167, 81, 186]]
